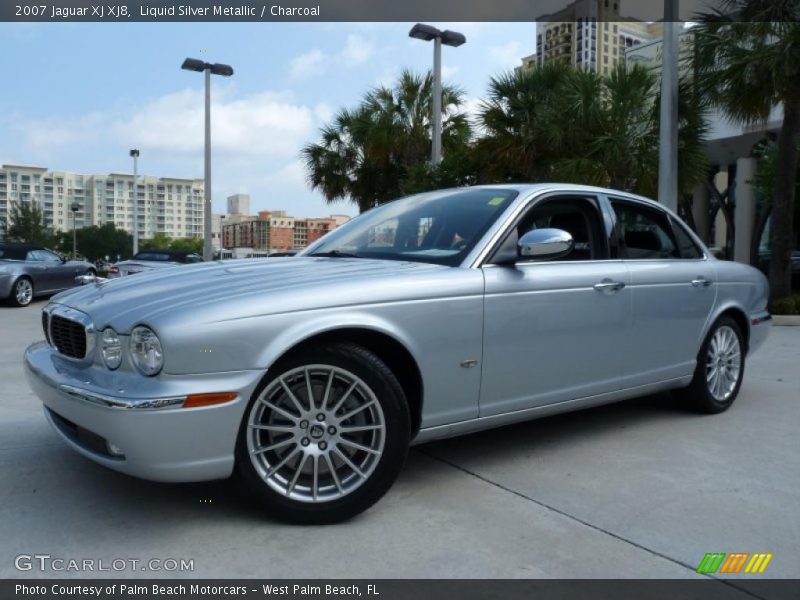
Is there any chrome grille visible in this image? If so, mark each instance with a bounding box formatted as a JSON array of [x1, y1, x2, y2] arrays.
[[50, 314, 88, 359]]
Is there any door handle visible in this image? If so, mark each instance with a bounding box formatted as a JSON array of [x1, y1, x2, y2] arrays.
[[594, 280, 625, 292], [691, 278, 712, 287]]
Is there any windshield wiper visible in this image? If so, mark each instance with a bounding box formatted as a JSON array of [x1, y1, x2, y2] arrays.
[[308, 250, 363, 259]]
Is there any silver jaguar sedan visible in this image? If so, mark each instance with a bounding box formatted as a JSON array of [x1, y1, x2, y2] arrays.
[[24, 184, 771, 523]]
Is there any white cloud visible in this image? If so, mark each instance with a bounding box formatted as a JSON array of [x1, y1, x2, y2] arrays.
[[5, 85, 343, 216], [339, 34, 374, 67], [459, 96, 486, 135], [313, 102, 334, 124], [106, 88, 316, 160], [489, 40, 524, 68], [441, 65, 461, 80], [288, 34, 376, 82], [288, 49, 326, 82]]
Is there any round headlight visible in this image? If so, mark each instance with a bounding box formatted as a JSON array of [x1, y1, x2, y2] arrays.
[[130, 325, 163, 376], [100, 327, 122, 370]]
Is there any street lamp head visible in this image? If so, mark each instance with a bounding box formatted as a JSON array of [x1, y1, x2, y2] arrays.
[[441, 30, 467, 47], [181, 58, 234, 77], [70, 202, 80, 213], [129, 149, 139, 158], [209, 63, 234, 77], [181, 58, 206, 72], [409, 23, 440, 42]]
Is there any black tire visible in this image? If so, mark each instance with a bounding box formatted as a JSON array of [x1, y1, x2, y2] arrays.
[[235, 342, 411, 524], [675, 315, 745, 414], [9, 277, 34, 307]]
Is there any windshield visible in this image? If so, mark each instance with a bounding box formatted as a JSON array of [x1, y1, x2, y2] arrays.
[[302, 188, 518, 266]]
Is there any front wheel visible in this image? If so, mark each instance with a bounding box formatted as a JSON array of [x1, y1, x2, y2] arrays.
[[675, 316, 745, 414], [235, 343, 410, 523], [9, 277, 34, 307]]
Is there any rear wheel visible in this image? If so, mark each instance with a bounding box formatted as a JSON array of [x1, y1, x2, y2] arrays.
[[235, 343, 410, 523], [9, 277, 34, 307], [675, 316, 745, 414]]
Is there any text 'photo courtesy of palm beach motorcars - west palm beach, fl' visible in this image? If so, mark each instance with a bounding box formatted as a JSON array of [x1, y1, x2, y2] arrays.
[[24, 185, 770, 523]]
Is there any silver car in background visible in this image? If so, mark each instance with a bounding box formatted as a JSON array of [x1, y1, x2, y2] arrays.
[[24, 185, 771, 523], [1, 245, 96, 307], [107, 249, 203, 278]]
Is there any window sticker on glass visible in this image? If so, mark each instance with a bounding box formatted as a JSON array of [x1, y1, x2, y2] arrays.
[[488, 196, 506, 206]]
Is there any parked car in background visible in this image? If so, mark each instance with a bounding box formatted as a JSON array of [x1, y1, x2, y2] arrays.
[[0, 244, 95, 307], [24, 184, 770, 523], [107, 250, 203, 278]]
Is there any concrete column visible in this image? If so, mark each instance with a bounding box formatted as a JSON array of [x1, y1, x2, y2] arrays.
[[733, 157, 757, 264], [691, 181, 710, 244]]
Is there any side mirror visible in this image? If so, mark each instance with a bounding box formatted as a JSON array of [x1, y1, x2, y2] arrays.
[[518, 228, 574, 261]]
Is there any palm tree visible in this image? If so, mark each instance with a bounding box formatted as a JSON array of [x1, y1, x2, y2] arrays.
[[692, 0, 800, 300], [476, 62, 709, 200], [476, 61, 573, 182], [302, 70, 471, 213]]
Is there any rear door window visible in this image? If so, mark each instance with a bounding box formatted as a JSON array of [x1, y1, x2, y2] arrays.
[[611, 201, 679, 260]]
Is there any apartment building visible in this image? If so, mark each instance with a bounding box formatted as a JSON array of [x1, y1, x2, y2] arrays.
[[0, 164, 204, 242], [522, 0, 660, 75], [222, 210, 349, 253]]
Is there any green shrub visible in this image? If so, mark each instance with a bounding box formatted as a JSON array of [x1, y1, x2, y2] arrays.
[[770, 295, 799, 315]]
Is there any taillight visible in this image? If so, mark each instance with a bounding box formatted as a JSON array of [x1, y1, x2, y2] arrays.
[[109, 266, 119, 274]]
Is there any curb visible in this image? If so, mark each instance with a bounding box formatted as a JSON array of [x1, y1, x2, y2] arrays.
[[773, 315, 800, 326]]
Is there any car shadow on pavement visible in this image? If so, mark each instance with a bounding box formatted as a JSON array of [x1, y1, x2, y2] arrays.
[[417, 391, 694, 463]]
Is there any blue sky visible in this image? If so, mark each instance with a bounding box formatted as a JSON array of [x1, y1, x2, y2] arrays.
[[0, 22, 534, 217]]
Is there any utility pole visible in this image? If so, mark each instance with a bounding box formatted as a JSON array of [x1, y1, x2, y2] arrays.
[[130, 149, 139, 255], [658, 0, 680, 212]]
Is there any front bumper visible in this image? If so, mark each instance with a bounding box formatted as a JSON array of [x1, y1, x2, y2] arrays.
[[24, 341, 265, 482]]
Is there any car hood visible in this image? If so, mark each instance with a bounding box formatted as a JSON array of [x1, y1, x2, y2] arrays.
[[52, 257, 455, 331]]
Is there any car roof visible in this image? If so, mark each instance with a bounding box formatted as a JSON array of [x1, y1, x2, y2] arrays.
[[467, 183, 660, 205], [0, 244, 43, 260]]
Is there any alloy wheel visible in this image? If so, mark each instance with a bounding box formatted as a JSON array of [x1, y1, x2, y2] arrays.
[[705, 325, 742, 402], [15, 279, 33, 306], [246, 364, 386, 503]]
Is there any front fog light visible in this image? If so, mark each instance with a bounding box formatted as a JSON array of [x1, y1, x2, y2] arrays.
[[100, 327, 122, 369], [130, 325, 163, 376]]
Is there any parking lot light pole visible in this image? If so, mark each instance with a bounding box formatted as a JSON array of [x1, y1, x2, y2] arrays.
[[408, 24, 466, 165], [70, 202, 80, 258], [181, 58, 234, 261], [129, 149, 139, 255]]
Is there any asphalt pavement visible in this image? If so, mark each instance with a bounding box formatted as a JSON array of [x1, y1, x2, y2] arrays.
[[1, 299, 797, 582]]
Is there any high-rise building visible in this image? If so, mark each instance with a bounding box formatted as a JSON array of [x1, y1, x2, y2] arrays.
[[521, 0, 660, 75], [0, 164, 204, 242], [227, 193, 250, 216]]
